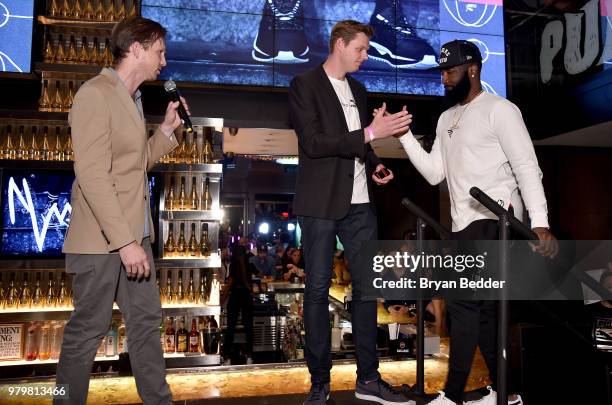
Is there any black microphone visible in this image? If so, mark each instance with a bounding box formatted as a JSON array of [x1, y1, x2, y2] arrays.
[[163, 80, 193, 133]]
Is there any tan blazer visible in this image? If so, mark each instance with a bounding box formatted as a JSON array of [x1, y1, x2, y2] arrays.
[[63, 68, 177, 254]]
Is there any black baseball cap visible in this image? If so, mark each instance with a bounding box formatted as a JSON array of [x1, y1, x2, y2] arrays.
[[437, 39, 482, 69]]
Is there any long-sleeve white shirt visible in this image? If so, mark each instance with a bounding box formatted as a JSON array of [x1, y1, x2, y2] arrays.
[[399, 92, 549, 232]]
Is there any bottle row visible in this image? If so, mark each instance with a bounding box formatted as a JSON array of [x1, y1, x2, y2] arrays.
[[0, 272, 72, 311], [164, 176, 215, 211], [163, 222, 213, 258], [39, 79, 82, 112], [48, 0, 136, 22], [0, 268, 221, 311], [158, 130, 215, 164], [0, 124, 73, 161], [162, 315, 220, 355], [159, 268, 220, 306], [44, 34, 113, 66]]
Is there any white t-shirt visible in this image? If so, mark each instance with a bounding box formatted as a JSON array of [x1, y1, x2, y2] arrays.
[[327, 76, 369, 204], [399, 92, 549, 232]]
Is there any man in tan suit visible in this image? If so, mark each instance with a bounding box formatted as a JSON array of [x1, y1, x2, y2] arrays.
[[54, 16, 187, 405]]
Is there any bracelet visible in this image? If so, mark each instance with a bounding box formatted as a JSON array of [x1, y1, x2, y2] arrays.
[[366, 126, 375, 142]]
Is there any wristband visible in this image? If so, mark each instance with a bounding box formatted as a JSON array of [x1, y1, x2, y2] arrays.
[[366, 126, 375, 143]]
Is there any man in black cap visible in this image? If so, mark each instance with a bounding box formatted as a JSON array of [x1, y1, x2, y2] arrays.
[[395, 39, 559, 405]]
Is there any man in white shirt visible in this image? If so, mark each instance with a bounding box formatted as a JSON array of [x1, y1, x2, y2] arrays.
[[397, 40, 558, 405]]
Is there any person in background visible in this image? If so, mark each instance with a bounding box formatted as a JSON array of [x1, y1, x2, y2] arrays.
[[221, 244, 256, 365], [249, 245, 276, 278], [283, 247, 305, 282], [273, 244, 286, 280]]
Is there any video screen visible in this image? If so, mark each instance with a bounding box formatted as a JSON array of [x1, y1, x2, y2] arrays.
[[1, 171, 74, 257], [0, 0, 35, 73], [142, 0, 506, 96], [0, 170, 159, 257]]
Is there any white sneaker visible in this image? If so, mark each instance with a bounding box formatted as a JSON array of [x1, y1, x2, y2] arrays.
[[429, 391, 457, 404], [463, 387, 523, 405]]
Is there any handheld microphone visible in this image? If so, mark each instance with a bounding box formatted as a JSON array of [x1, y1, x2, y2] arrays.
[[163, 80, 193, 133]]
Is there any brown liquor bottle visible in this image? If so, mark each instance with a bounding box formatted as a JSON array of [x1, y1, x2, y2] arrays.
[[50, 0, 61, 16], [165, 270, 174, 304], [84, 0, 95, 20], [2, 125, 15, 159], [175, 270, 185, 303], [39, 80, 52, 112], [165, 177, 176, 211], [54, 127, 65, 161], [188, 318, 200, 353], [60, 0, 72, 17], [64, 128, 74, 161], [164, 317, 176, 353], [77, 37, 89, 63], [51, 81, 64, 112], [176, 317, 188, 353], [72, 0, 83, 18], [202, 136, 213, 163], [54, 35, 66, 63], [44, 39, 55, 63], [90, 37, 101, 65], [187, 270, 196, 303]]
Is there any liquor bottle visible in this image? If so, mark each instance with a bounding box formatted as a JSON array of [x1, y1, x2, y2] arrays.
[[176, 223, 186, 257], [50, 321, 64, 359], [106, 0, 115, 21], [39, 323, 52, 360], [102, 38, 113, 66], [50, 0, 60, 16], [64, 128, 74, 160], [188, 318, 199, 353], [54, 127, 65, 161], [56, 273, 70, 308], [189, 177, 199, 210], [117, 322, 126, 353], [51, 81, 64, 112], [39, 80, 51, 112], [199, 223, 210, 258], [16, 126, 27, 160], [18, 275, 33, 309], [29, 126, 40, 160], [72, 0, 83, 18], [164, 317, 175, 353], [163, 223, 176, 258], [41, 126, 51, 160], [2, 125, 15, 159], [202, 315, 219, 355], [84, 0, 95, 20], [176, 317, 188, 353], [202, 136, 213, 163], [66, 81, 75, 108], [178, 176, 187, 210], [116, 0, 126, 20], [67, 36, 78, 64], [45, 272, 56, 308], [188, 223, 198, 257], [175, 270, 184, 303], [94, 0, 105, 20], [77, 36, 89, 64], [188, 134, 199, 163], [5, 273, 19, 309], [54, 35, 66, 64], [164, 270, 174, 304], [128, 0, 136, 17], [208, 274, 220, 306], [60, 0, 72, 17], [197, 270, 207, 304], [25, 322, 39, 361], [165, 177, 176, 210], [44, 39, 55, 63], [186, 269, 196, 303], [32, 273, 44, 308], [176, 132, 187, 163], [105, 326, 116, 356], [201, 177, 212, 210], [90, 37, 100, 65]]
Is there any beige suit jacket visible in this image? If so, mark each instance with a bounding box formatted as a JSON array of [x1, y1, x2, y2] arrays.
[[63, 68, 177, 254]]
